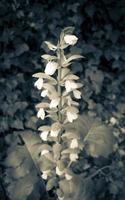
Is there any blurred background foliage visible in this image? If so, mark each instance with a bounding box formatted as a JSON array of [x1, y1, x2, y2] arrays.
[[0, 0, 125, 199]]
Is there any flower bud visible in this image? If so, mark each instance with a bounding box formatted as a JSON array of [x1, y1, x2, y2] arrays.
[[34, 78, 43, 90], [70, 139, 79, 149], [69, 153, 78, 162], [37, 108, 45, 120], [45, 61, 58, 75], [64, 34, 78, 45]]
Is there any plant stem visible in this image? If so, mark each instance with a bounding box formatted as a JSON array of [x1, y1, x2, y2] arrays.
[[85, 165, 110, 181], [57, 48, 62, 123]]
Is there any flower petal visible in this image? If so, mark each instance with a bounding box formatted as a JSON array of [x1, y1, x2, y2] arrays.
[[34, 78, 43, 90], [41, 89, 48, 97], [37, 108, 45, 120], [65, 173, 72, 180], [67, 111, 78, 123], [50, 98, 60, 108], [56, 166, 64, 176], [45, 61, 58, 75], [73, 90, 81, 99], [69, 153, 78, 161], [50, 130, 59, 137], [40, 131, 49, 141], [65, 80, 78, 93], [70, 139, 79, 149], [64, 34, 78, 45], [41, 149, 49, 156]]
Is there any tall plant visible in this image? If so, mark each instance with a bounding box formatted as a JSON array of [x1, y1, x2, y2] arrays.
[[33, 27, 84, 199]]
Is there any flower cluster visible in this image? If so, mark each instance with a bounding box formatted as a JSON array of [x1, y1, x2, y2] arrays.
[[33, 27, 83, 200]]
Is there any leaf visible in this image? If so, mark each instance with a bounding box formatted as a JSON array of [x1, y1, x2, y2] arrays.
[[32, 72, 57, 84], [66, 55, 84, 63], [44, 41, 57, 51], [46, 177, 58, 191], [4, 131, 46, 200], [61, 26, 75, 36], [84, 121, 115, 158], [41, 54, 57, 61], [63, 55, 84, 67], [63, 74, 79, 81], [65, 114, 115, 158]]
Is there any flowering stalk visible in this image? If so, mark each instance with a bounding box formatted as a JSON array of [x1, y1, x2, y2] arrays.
[[33, 27, 84, 200]]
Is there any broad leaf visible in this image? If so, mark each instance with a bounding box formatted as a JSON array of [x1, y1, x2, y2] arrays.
[[4, 131, 47, 200], [84, 121, 115, 158], [65, 114, 115, 158]]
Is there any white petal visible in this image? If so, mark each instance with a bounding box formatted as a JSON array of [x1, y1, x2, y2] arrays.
[[70, 139, 78, 149], [110, 117, 117, 125], [40, 131, 49, 141], [34, 78, 43, 90], [65, 173, 72, 180], [56, 166, 64, 176], [50, 98, 60, 108], [41, 149, 49, 156], [67, 111, 78, 122], [45, 61, 58, 75], [37, 108, 45, 120], [41, 170, 50, 180], [65, 80, 78, 93], [73, 90, 81, 99], [41, 89, 48, 97], [69, 153, 78, 161], [42, 173, 48, 180], [64, 34, 78, 45], [58, 197, 64, 200], [50, 130, 59, 137]]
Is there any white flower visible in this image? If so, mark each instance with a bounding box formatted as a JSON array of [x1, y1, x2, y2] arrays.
[[50, 130, 59, 137], [65, 80, 78, 93], [42, 170, 50, 180], [65, 173, 72, 180], [42, 173, 48, 180], [41, 149, 49, 156], [34, 78, 43, 90], [40, 131, 49, 141], [50, 97, 60, 108], [69, 153, 78, 162], [56, 166, 64, 176], [64, 34, 78, 45], [73, 90, 81, 99], [45, 61, 58, 75], [66, 106, 78, 123], [37, 108, 45, 120], [41, 89, 48, 97], [70, 139, 78, 149], [110, 117, 117, 125], [50, 122, 61, 137], [58, 197, 64, 200]]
